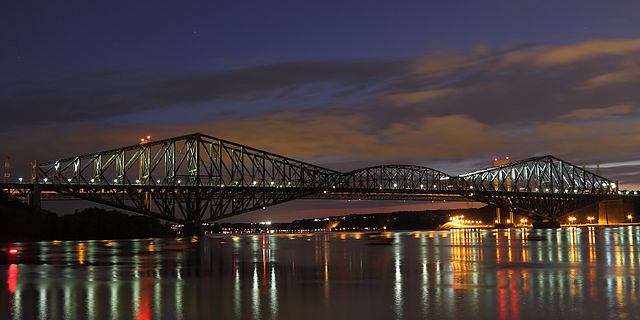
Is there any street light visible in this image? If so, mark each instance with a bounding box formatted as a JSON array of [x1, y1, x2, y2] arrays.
[[628, 214, 633, 223], [587, 216, 595, 224], [568, 216, 576, 224]]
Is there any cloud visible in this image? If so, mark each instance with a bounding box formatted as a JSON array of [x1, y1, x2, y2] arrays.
[[559, 104, 633, 121], [382, 88, 466, 105], [580, 58, 640, 89], [537, 39, 640, 65]]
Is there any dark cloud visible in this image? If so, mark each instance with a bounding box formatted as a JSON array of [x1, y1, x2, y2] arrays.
[[0, 60, 408, 128]]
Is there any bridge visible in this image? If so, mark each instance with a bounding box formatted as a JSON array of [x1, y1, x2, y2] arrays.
[[0, 133, 622, 226]]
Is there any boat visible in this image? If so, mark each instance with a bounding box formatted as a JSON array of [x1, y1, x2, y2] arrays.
[[367, 233, 393, 245]]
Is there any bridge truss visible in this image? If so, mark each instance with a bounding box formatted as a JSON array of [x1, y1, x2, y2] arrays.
[[2, 133, 620, 223]]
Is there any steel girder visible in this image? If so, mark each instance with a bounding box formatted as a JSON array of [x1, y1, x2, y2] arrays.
[[339, 165, 454, 191], [37, 133, 342, 222], [30, 134, 620, 223], [459, 155, 616, 220]]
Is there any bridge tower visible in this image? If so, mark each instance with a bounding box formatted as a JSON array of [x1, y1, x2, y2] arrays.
[[139, 136, 152, 211]]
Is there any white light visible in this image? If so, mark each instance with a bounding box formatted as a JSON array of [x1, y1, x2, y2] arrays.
[[420, 184, 424, 188], [18, 177, 23, 182], [135, 179, 140, 184], [114, 179, 117, 183], [68, 178, 72, 182], [253, 181, 257, 185], [90, 179, 95, 183], [43, 178, 48, 182], [393, 183, 398, 188], [469, 186, 474, 189], [177, 180, 181, 184], [157, 180, 161, 184]]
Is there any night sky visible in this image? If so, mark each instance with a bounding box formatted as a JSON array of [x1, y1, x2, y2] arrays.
[[3, 0, 640, 221]]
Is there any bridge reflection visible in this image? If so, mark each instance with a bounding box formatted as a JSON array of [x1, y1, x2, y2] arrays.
[[2, 228, 640, 319]]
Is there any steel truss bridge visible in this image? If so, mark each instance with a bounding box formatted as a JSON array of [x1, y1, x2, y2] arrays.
[[1, 133, 620, 224]]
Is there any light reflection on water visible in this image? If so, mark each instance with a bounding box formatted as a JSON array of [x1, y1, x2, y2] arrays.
[[1, 227, 640, 319]]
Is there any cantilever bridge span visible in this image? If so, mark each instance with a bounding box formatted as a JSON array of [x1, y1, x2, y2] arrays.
[[1, 133, 619, 224]]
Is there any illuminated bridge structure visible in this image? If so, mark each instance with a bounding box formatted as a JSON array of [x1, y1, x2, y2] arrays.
[[0, 133, 620, 224]]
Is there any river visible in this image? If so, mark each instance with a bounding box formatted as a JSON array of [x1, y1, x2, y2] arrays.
[[1, 227, 640, 319]]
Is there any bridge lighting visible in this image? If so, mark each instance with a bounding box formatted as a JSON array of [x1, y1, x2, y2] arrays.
[[554, 189, 559, 193], [628, 214, 633, 222], [140, 138, 145, 142], [535, 188, 539, 192], [420, 184, 424, 188], [147, 135, 151, 140], [18, 177, 22, 182], [469, 186, 473, 189], [90, 179, 95, 183], [43, 178, 48, 183], [393, 183, 398, 188], [113, 179, 118, 183], [67, 178, 72, 182], [506, 219, 511, 223], [505, 156, 510, 160], [177, 180, 181, 184], [270, 181, 274, 185], [587, 216, 594, 223], [253, 181, 257, 185], [545, 188, 549, 192], [157, 180, 161, 184], [135, 179, 140, 184]]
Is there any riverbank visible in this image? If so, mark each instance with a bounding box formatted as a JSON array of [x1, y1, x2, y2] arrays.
[[0, 191, 173, 242]]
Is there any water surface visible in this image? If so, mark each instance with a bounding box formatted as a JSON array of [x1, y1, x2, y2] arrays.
[[2, 227, 640, 319]]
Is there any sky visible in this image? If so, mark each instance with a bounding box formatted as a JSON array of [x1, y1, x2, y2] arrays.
[[3, 0, 640, 222]]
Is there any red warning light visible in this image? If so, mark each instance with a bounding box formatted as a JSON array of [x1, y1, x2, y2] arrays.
[[146, 135, 151, 139], [9, 248, 18, 254], [140, 138, 145, 142]]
